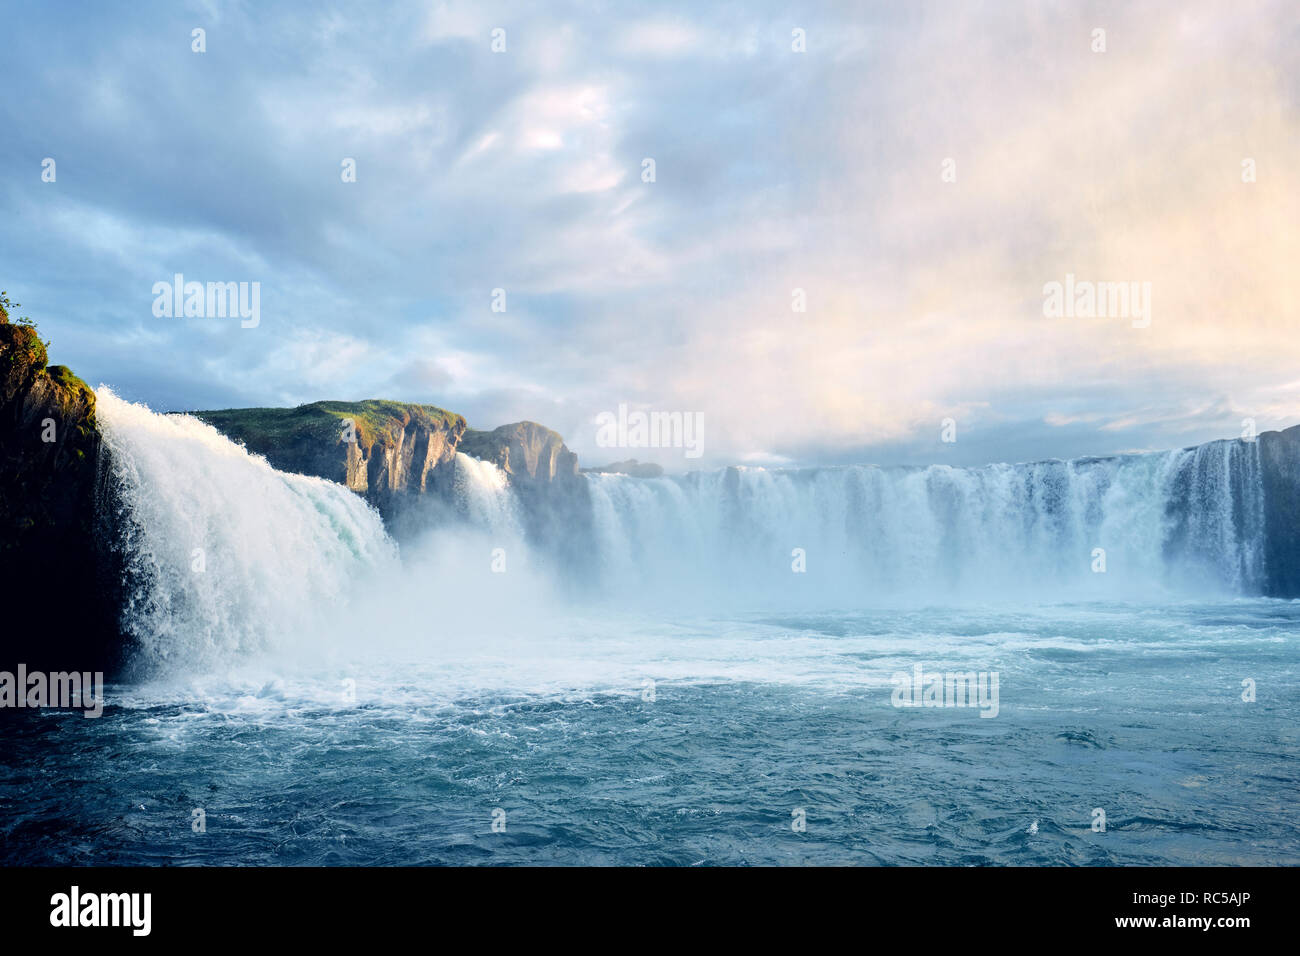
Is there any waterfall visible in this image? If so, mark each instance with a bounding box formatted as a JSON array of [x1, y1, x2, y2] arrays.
[[447, 452, 523, 536], [96, 388, 398, 671], [584, 441, 1268, 604], [94, 386, 1273, 673], [1162, 438, 1267, 592]]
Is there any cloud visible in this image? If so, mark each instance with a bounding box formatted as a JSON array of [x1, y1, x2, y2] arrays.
[[0, 0, 1296, 470], [615, 20, 705, 57], [385, 358, 456, 397]]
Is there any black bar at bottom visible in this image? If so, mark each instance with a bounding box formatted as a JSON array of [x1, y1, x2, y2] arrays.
[[0, 865, 1283, 942]]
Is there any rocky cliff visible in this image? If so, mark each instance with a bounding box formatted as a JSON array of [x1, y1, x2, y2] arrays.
[[194, 408, 594, 566], [194, 400, 466, 524], [0, 305, 121, 671], [459, 421, 580, 488], [459, 421, 592, 565], [193, 406, 591, 553], [1259, 423, 1300, 598]]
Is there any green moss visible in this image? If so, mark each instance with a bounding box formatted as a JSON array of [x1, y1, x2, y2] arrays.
[[460, 421, 565, 459], [314, 400, 463, 449], [44, 364, 96, 422], [0, 296, 96, 432], [46, 364, 87, 391], [46, 364, 72, 384], [0, 322, 48, 376]]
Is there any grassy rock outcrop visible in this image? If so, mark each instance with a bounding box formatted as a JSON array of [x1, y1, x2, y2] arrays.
[[194, 400, 467, 523]]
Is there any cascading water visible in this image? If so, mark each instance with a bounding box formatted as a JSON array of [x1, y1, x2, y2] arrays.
[[447, 452, 523, 536], [1162, 438, 1267, 592], [96, 388, 398, 672], [584, 440, 1268, 604]]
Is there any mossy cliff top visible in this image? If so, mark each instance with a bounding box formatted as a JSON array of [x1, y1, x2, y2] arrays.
[[194, 400, 465, 455]]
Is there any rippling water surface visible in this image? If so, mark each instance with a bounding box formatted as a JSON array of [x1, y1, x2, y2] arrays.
[[3, 600, 1296, 866]]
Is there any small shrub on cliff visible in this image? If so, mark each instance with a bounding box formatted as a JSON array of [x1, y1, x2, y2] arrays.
[[0, 290, 51, 366], [0, 290, 38, 328]]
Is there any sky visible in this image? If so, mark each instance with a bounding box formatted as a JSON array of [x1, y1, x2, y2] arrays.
[[1, 0, 1297, 470]]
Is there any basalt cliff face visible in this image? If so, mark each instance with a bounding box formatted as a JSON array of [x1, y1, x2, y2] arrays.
[[193, 401, 467, 524], [192, 408, 588, 549], [0, 309, 121, 671]]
